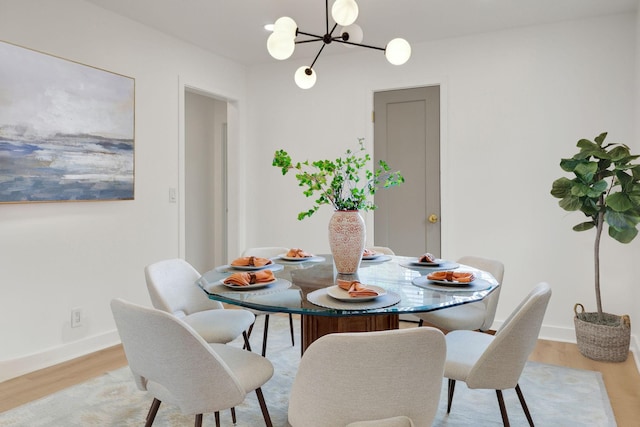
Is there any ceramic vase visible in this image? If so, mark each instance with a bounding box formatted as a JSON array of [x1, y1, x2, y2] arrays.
[[328, 210, 365, 274]]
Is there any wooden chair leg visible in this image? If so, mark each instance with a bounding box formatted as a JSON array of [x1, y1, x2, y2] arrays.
[[231, 407, 237, 424], [515, 384, 534, 426], [288, 313, 295, 346], [418, 318, 424, 327], [242, 331, 252, 352], [496, 390, 510, 427], [447, 379, 456, 414], [262, 315, 270, 357], [145, 398, 161, 427], [195, 414, 203, 427], [214, 411, 220, 427], [255, 387, 273, 427]]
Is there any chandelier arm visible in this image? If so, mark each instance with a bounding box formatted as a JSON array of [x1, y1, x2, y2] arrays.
[[296, 38, 325, 45], [309, 43, 328, 70], [297, 30, 325, 39], [333, 39, 386, 51], [325, 0, 330, 34]]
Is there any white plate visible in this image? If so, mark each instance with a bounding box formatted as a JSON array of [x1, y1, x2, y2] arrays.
[[220, 278, 277, 290], [411, 257, 445, 266], [362, 254, 384, 260], [326, 284, 386, 302], [400, 261, 460, 271], [428, 278, 475, 286], [228, 262, 274, 271], [412, 277, 491, 292], [278, 253, 314, 261]]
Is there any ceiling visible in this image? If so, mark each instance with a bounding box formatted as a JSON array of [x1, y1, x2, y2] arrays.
[[84, 0, 637, 66]]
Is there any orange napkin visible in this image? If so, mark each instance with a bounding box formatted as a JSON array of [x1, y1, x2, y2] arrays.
[[427, 271, 475, 283], [337, 279, 379, 297], [362, 248, 377, 257], [419, 253, 436, 263], [223, 270, 275, 286], [231, 256, 272, 267], [286, 248, 313, 258]]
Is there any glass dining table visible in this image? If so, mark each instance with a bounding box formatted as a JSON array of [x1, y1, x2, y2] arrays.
[[198, 254, 499, 353]]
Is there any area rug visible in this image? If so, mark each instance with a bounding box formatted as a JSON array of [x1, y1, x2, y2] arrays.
[[0, 316, 616, 426]]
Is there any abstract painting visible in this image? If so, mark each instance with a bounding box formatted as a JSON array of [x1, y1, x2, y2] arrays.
[[0, 41, 135, 203]]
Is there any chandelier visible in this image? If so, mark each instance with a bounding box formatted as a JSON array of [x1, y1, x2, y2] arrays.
[[266, 0, 411, 89]]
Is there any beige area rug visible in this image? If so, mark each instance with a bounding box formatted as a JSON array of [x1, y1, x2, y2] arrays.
[[0, 316, 616, 426]]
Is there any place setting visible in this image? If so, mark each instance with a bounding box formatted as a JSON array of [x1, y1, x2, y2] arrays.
[[307, 278, 401, 310], [360, 248, 392, 264], [399, 252, 460, 271], [273, 247, 325, 265], [202, 268, 292, 294], [412, 270, 492, 292], [214, 255, 284, 274]]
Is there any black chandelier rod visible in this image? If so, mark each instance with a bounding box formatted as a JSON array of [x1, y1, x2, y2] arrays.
[[294, 1, 386, 72]]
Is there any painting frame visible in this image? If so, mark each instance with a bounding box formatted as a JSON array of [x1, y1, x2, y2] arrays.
[[0, 40, 135, 204]]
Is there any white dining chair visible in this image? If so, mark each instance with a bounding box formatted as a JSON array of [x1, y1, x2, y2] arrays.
[[444, 282, 552, 426], [110, 298, 274, 427], [417, 255, 505, 332], [369, 245, 396, 255], [288, 327, 446, 427], [241, 247, 296, 356], [144, 258, 255, 348]]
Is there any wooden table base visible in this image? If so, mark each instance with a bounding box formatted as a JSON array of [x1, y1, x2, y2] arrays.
[[301, 314, 400, 353]]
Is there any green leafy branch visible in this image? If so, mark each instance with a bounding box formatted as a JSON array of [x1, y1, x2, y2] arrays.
[[273, 138, 405, 220]]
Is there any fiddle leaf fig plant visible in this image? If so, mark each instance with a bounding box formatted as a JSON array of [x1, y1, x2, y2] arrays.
[[550, 132, 640, 315], [273, 138, 404, 220]]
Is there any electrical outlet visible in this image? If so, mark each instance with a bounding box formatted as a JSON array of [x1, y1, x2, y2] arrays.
[[71, 308, 83, 328]]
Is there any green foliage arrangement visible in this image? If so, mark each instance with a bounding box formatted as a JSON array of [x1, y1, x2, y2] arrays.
[[550, 132, 640, 314], [272, 138, 405, 220]]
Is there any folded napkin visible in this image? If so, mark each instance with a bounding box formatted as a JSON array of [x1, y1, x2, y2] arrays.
[[337, 279, 380, 297], [362, 248, 377, 257], [223, 270, 275, 286], [427, 271, 475, 283], [230, 256, 272, 267], [286, 248, 313, 258], [419, 252, 436, 263]]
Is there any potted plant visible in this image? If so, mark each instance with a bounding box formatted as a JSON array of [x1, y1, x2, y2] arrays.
[[272, 138, 404, 274], [550, 132, 640, 362]]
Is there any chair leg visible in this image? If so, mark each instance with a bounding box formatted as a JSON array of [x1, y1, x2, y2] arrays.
[[288, 313, 295, 346], [244, 322, 255, 350], [255, 387, 273, 427], [418, 318, 424, 327], [515, 384, 534, 427], [214, 411, 220, 427], [262, 315, 270, 357], [242, 331, 252, 352], [446, 379, 456, 414], [231, 407, 237, 424], [496, 390, 510, 427], [145, 398, 161, 427], [195, 414, 203, 427]]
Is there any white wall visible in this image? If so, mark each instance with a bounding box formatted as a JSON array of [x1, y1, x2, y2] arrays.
[[245, 14, 639, 353], [0, 0, 247, 380], [0, 1, 638, 381]]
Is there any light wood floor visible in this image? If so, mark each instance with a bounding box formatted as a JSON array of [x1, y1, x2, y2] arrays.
[[1, 325, 639, 426]]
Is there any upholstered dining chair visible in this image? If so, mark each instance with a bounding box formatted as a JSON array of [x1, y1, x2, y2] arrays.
[[417, 255, 505, 332], [444, 282, 552, 426], [288, 327, 446, 427], [144, 258, 255, 348], [369, 245, 396, 255], [241, 247, 295, 356], [110, 298, 274, 427]]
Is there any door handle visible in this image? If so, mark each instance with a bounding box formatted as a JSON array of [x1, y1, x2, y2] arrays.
[[428, 214, 439, 223]]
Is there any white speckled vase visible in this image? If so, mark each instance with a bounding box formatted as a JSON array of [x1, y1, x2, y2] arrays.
[[328, 210, 365, 274]]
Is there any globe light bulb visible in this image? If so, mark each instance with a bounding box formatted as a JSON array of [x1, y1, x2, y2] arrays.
[[294, 66, 317, 89], [339, 23, 363, 47], [273, 16, 297, 38], [385, 38, 411, 65], [331, 0, 359, 26], [267, 32, 295, 60]]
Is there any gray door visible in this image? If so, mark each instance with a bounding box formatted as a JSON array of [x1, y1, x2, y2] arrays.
[[373, 86, 440, 257]]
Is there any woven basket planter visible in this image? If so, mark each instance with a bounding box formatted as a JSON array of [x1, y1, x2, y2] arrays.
[[574, 303, 631, 362]]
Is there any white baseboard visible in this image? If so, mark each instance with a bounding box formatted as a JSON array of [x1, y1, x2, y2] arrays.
[[0, 330, 121, 383]]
